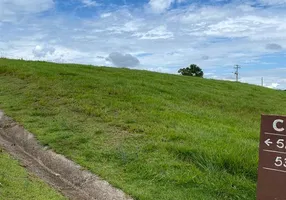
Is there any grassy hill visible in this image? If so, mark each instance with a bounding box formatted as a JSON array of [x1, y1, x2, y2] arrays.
[[0, 58, 285, 200]]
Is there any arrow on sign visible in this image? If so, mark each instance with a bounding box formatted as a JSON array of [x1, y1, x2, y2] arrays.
[[264, 138, 273, 147]]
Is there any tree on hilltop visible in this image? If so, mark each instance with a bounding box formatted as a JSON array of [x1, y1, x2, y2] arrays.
[[178, 64, 204, 77]]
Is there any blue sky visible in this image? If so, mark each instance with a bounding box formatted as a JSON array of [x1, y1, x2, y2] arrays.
[[1, 0, 286, 89]]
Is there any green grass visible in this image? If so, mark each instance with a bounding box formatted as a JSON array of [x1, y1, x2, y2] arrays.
[[0, 148, 66, 200], [0, 58, 285, 200]]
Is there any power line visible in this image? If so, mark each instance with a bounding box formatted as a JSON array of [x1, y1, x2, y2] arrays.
[[234, 65, 241, 82]]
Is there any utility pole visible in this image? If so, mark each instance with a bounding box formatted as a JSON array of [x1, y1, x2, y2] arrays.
[[261, 77, 264, 87], [234, 65, 241, 82]]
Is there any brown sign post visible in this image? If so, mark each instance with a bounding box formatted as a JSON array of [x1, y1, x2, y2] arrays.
[[257, 115, 286, 200]]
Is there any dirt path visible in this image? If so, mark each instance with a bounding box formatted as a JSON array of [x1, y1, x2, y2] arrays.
[[0, 110, 133, 200]]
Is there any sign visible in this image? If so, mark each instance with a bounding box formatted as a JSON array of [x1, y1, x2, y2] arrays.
[[257, 115, 286, 200]]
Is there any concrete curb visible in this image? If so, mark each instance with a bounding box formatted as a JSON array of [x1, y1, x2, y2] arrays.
[[0, 110, 133, 200]]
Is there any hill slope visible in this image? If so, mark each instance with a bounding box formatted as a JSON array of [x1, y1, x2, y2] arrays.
[[1, 58, 285, 200]]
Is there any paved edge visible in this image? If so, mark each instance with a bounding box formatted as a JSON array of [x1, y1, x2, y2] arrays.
[[0, 110, 133, 200]]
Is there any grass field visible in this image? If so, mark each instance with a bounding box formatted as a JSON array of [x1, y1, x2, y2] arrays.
[[0, 58, 285, 200], [0, 147, 65, 200]]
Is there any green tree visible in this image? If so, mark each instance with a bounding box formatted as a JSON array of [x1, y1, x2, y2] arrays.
[[178, 64, 204, 77]]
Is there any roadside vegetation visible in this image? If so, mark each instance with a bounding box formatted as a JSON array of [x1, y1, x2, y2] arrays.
[[0, 147, 65, 200], [0, 58, 286, 200]]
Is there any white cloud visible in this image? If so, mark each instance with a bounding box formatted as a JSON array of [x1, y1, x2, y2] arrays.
[[148, 0, 175, 13], [106, 21, 142, 34], [266, 83, 280, 89], [0, 0, 54, 22], [133, 26, 174, 39], [147, 0, 185, 13], [258, 0, 286, 6], [33, 45, 55, 58], [100, 13, 112, 18], [81, 0, 98, 7]]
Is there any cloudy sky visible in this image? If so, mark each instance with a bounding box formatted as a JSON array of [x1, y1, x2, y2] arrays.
[[1, 0, 286, 89]]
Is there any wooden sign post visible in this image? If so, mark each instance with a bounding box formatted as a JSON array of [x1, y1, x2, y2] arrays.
[[257, 115, 286, 200]]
